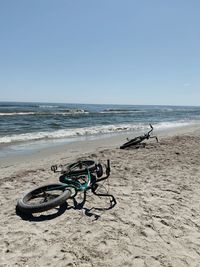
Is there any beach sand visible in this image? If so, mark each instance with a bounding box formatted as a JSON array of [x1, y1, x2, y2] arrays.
[[1, 125, 200, 267]]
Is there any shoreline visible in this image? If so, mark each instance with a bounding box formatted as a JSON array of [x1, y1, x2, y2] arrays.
[[1, 122, 200, 167]]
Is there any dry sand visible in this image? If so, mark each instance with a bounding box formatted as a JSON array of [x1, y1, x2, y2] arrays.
[[1, 126, 200, 267]]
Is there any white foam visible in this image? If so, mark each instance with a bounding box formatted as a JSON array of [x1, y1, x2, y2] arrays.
[[100, 110, 143, 114], [0, 110, 89, 116], [0, 124, 143, 144], [0, 120, 199, 144], [0, 112, 36, 116], [155, 121, 196, 129], [39, 105, 60, 108]]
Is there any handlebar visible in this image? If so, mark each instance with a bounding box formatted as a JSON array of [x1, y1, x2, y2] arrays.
[[147, 124, 153, 135], [143, 124, 154, 139]]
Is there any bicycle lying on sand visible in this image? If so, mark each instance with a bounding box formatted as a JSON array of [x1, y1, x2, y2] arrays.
[[17, 159, 116, 214], [120, 124, 158, 149]]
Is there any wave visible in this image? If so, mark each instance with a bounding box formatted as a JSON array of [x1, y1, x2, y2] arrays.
[[0, 124, 141, 144], [101, 108, 142, 114], [61, 109, 89, 114], [155, 120, 196, 129], [0, 120, 199, 144], [0, 112, 36, 116], [0, 109, 89, 116], [39, 105, 60, 108], [157, 107, 200, 113]]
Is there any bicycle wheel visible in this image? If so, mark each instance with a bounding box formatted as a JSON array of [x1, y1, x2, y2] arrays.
[[67, 160, 96, 175], [17, 183, 72, 213], [120, 137, 142, 149]]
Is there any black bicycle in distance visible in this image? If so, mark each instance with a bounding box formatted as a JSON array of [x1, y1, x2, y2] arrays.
[[120, 124, 158, 149]]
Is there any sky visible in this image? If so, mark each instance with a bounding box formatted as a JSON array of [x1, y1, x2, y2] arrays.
[[0, 0, 200, 106]]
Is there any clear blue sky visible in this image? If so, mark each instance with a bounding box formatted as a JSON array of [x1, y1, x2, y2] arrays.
[[0, 0, 200, 105]]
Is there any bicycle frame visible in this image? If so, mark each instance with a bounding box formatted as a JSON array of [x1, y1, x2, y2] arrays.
[[58, 168, 92, 191], [50, 159, 116, 205]]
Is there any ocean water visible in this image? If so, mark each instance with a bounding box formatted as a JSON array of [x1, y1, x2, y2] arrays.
[[0, 101, 200, 156]]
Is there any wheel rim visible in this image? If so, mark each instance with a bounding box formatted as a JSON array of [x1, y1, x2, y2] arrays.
[[23, 184, 68, 207]]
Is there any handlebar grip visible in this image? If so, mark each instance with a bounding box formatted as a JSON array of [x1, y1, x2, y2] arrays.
[[106, 159, 111, 176]]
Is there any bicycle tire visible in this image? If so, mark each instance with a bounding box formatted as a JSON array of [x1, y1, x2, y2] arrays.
[[96, 163, 103, 178], [120, 137, 142, 149], [17, 183, 72, 213], [65, 160, 97, 175]]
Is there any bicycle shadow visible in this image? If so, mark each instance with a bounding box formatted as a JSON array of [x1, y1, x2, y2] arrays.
[[16, 202, 68, 222], [16, 191, 116, 222], [66, 190, 117, 221]]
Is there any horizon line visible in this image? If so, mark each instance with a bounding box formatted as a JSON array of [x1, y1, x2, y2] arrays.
[[0, 100, 199, 107]]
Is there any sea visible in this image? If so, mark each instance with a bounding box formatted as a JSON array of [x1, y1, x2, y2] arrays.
[[0, 101, 200, 157]]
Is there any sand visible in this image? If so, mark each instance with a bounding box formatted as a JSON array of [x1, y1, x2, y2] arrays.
[[1, 125, 200, 267]]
